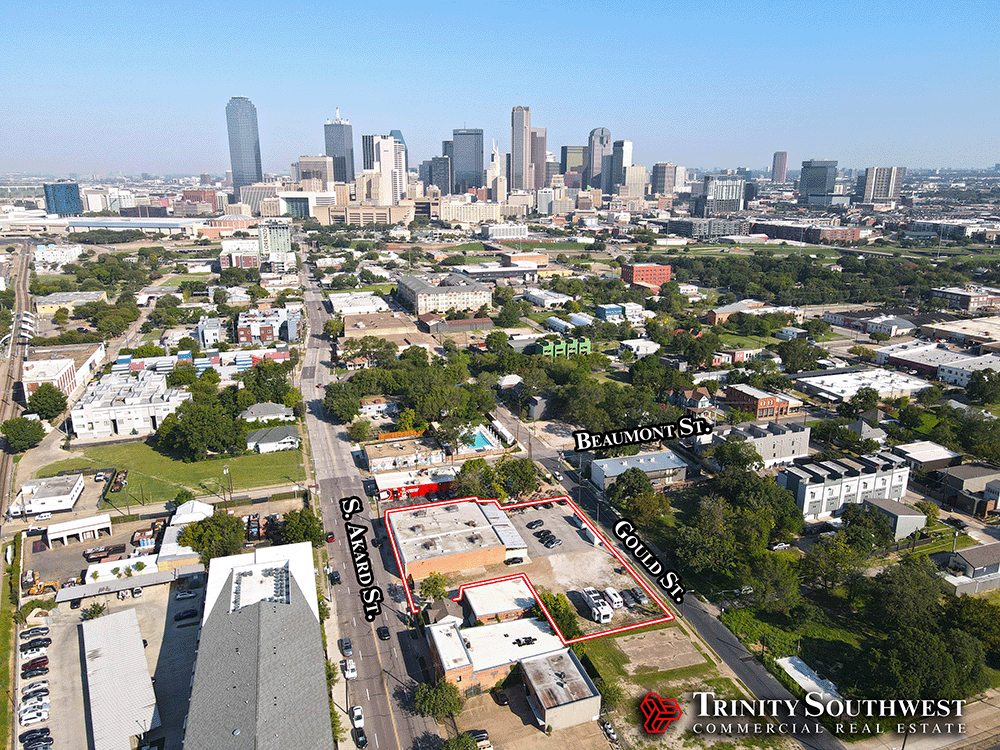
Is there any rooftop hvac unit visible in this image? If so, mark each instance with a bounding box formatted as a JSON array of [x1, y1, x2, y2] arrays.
[[445, 505, 459, 512]]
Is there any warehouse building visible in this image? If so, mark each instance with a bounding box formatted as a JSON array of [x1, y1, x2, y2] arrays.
[[522, 649, 601, 731], [11, 473, 85, 516]]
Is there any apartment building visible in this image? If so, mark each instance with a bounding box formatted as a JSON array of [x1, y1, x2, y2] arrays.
[[931, 286, 1000, 311], [70, 371, 191, 440], [236, 308, 302, 344], [620, 263, 671, 289], [700, 422, 810, 468], [777, 452, 910, 519], [724, 384, 791, 419], [397, 274, 491, 315]]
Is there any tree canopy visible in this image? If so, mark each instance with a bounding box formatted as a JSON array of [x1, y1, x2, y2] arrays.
[[27, 383, 68, 420], [177, 512, 245, 565], [1, 418, 45, 453]]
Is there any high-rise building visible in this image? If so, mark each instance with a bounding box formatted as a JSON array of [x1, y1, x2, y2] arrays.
[[530, 127, 547, 192], [772, 151, 788, 183], [418, 160, 433, 189], [258, 219, 293, 257], [651, 163, 676, 196], [623, 165, 648, 199], [362, 135, 406, 205], [389, 129, 408, 176], [600, 154, 615, 195], [226, 97, 263, 200], [486, 140, 507, 203], [294, 156, 335, 188], [560, 145, 588, 176], [324, 109, 356, 183], [856, 167, 906, 202], [799, 159, 838, 199], [511, 106, 532, 191], [43, 181, 82, 216], [452, 129, 484, 193], [587, 128, 612, 188], [430, 156, 452, 195], [611, 140, 633, 190], [694, 175, 745, 217]]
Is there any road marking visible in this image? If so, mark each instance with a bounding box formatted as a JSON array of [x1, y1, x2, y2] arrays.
[[375, 733, 380, 748], [371, 620, 404, 750], [366, 688, 370, 700], [353, 617, 356, 627]]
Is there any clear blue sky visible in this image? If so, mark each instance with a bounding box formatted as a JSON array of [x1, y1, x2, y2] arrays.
[[2, 0, 996, 175]]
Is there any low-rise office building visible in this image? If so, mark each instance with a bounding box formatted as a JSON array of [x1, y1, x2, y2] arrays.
[[365, 437, 446, 473], [70, 371, 191, 440], [524, 289, 573, 309], [931, 286, 1000, 311], [793, 368, 931, 402], [11, 473, 85, 516], [328, 291, 390, 316], [777, 452, 909, 519], [522, 649, 601, 731], [34, 290, 108, 315], [893, 440, 963, 472]]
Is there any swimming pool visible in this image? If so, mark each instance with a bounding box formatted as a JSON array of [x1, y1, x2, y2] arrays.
[[465, 426, 499, 451]]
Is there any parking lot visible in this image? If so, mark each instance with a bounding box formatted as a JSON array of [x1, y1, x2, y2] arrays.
[[447, 501, 671, 637], [18, 577, 203, 750], [456, 684, 608, 750]]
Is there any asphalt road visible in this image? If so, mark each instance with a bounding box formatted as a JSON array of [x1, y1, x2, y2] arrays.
[[298, 270, 439, 750]]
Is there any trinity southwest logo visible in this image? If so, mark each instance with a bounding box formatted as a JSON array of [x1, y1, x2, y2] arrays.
[[641, 692, 683, 733]]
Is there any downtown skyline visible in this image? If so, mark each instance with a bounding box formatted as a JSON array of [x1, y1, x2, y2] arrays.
[[1, 0, 997, 175]]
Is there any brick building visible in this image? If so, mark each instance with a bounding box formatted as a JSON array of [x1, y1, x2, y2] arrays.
[[235, 308, 302, 344], [725, 384, 791, 419], [621, 263, 671, 288]]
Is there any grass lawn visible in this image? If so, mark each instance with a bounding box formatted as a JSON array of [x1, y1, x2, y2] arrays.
[[500, 241, 592, 251], [717, 333, 779, 349], [904, 532, 977, 559], [354, 284, 394, 294], [438, 242, 487, 254], [37, 441, 304, 506]]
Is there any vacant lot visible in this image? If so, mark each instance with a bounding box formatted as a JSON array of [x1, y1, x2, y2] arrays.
[[35, 441, 304, 505]]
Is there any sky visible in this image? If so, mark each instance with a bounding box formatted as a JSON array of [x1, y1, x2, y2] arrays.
[[1, 0, 997, 176]]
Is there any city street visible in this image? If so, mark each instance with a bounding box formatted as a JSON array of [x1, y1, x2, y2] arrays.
[[298, 268, 441, 750]]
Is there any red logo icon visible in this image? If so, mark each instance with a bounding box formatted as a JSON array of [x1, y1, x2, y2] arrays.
[[640, 692, 683, 733]]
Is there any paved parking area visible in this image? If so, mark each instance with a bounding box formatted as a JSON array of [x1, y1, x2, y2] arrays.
[[19, 576, 203, 750], [457, 684, 608, 750], [446, 501, 671, 637]]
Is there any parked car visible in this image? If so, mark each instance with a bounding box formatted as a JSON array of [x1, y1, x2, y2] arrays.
[[526, 520, 544, 530], [503, 557, 524, 566], [24, 738, 53, 750], [344, 659, 357, 679], [326, 531, 336, 543], [21, 667, 48, 680], [70, 599, 81, 609], [330, 570, 341, 585], [21, 654, 47, 667], [553, 472, 563, 481], [24, 638, 52, 650], [19, 711, 48, 727], [543, 538, 562, 548], [630, 587, 649, 605], [770, 542, 791, 551], [176, 590, 197, 600], [534, 530, 551, 539], [19, 700, 50, 714], [621, 589, 637, 609], [34, 513, 52, 522], [377, 626, 390, 641], [353, 727, 369, 749], [21, 680, 49, 695], [19, 627, 48, 640], [132, 587, 143, 598], [94, 472, 105, 482], [492, 688, 509, 706], [19, 727, 50, 744], [350, 705, 365, 728], [174, 609, 199, 622], [340, 638, 353, 656]]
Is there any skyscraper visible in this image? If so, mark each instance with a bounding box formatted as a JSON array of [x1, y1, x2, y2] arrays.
[[324, 110, 356, 183], [361, 135, 406, 205], [651, 163, 676, 196], [389, 129, 408, 176], [799, 159, 838, 199], [226, 96, 263, 201], [530, 127, 547, 192], [511, 106, 532, 191], [611, 140, 633, 190], [587, 128, 612, 188], [560, 146, 588, 176], [856, 167, 906, 202], [430, 156, 452, 195], [43, 181, 82, 216], [452, 129, 484, 193], [694, 175, 745, 217], [771, 151, 788, 183], [486, 140, 507, 203]]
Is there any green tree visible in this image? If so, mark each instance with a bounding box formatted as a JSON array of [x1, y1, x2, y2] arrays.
[[27, 382, 68, 420], [710, 438, 764, 473], [485, 329, 510, 353], [594, 678, 627, 712], [348, 420, 373, 443], [967, 370, 1000, 405], [419, 572, 448, 602], [495, 303, 522, 327], [725, 408, 755, 425], [442, 735, 478, 750], [800, 533, 865, 589], [414, 680, 465, 720], [945, 595, 1000, 657], [869, 331, 890, 343], [898, 403, 924, 429], [622, 491, 669, 531], [914, 500, 940, 522], [176, 336, 201, 356], [134, 344, 167, 358], [178, 512, 245, 566], [1, 417, 45, 452], [497, 457, 537, 498], [396, 408, 416, 432], [917, 385, 943, 406], [451, 458, 506, 501], [850, 386, 880, 413], [83, 602, 107, 620], [606, 467, 654, 511], [864, 555, 947, 631], [742, 553, 801, 613], [773, 338, 822, 373], [281, 507, 325, 547], [166, 362, 199, 387], [848, 345, 877, 362], [529, 591, 582, 640], [52, 307, 69, 325], [174, 489, 195, 506]]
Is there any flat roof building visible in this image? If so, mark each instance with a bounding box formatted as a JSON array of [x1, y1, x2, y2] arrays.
[[462, 578, 536, 624], [522, 649, 601, 731], [35, 290, 108, 315], [793, 368, 931, 402], [591, 450, 688, 492], [81, 609, 160, 750], [11, 473, 84, 516], [70, 371, 191, 440], [328, 291, 390, 316], [863, 497, 927, 541], [893, 440, 963, 472], [397, 274, 491, 315], [183, 543, 333, 750], [777, 452, 909, 519], [699, 422, 810, 469]]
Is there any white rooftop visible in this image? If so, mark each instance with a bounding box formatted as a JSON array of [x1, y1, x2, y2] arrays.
[[795, 369, 931, 401], [458, 617, 564, 673], [463, 578, 536, 620], [894, 440, 963, 464]]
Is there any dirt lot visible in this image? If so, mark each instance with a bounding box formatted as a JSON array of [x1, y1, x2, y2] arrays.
[[444, 501, 672, 637], [456, 684, 609, 750]]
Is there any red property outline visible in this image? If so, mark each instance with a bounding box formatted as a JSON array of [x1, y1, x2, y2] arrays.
[[383, 494, 674, 644]]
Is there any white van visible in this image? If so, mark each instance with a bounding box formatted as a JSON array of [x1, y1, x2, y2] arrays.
[[344, 659, 357, 679], [603, 587, 623, 609], [583, 587, 613, 623]]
